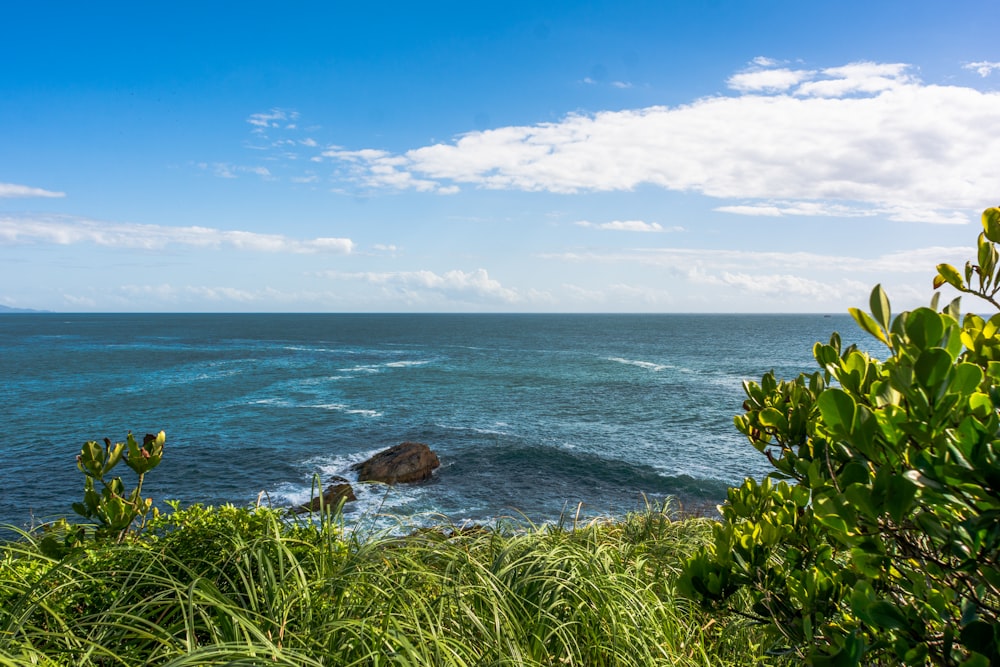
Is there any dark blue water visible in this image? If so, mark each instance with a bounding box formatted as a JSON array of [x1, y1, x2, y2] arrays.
[[0, 313, 871, 529]]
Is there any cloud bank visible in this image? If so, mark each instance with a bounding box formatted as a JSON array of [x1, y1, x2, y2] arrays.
[[318, 60, 1000, 223], [327, 268, 525, 304], [0, 215, 354, 254], [575, 220, 672, 232], [0, 183, 66, 199]]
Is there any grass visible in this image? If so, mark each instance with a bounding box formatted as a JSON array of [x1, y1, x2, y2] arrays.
[[0, 501, 766, 666]]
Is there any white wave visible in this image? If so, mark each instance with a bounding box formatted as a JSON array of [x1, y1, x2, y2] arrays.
[[305, 403, 383, 418], [339, 359, 432, 373], [347, 408, 382, 418], [283, 345, 356, 354], [607, 357, 668, 372], [338, 365, 382, 373], [271, 449, 431, 527], [249, 397, 290, 406], [436, 422, 510, 436]]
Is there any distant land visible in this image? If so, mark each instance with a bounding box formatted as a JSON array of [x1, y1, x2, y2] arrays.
[[0, 305, 47, 313]]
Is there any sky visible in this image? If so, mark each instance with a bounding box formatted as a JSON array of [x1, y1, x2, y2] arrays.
[[2, 1, 999, 313]]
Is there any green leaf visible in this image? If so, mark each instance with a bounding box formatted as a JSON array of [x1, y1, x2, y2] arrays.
[[906, 308, 946, 350], [949, 363, 984, 397], [845, 483, 877, 519], [818, 389, 856, 436], [978, 233, 996, 286], [849, 308, 889, 346], [982, 207, 1000, 243], [904, 470, 943, 490], [809, 632, 864, 667], [813, 494, 857, 536], [102, 441, 124, 476], [935, 263, 964, 290], [78, 440, 104, 477], [869, 284, 891, 332], [960, 620, 999, 660], [885, 474, 917, 523], [103, 494, 131, 530], [914, 348, 953, 390], [840, 462, 871, 487], [758, 407, 789, 433], [969, 392, 993, 418], [865, 600, 908, 630], [943, 296, 962, 321]]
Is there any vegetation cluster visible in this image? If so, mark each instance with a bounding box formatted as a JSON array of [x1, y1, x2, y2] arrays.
[[679, 208, 1000, 666], [0, 498, 763, 666], [3, 208, 1000, 665]]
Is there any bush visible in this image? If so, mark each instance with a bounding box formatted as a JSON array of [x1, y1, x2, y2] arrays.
[[678, 208, 1000, 665]]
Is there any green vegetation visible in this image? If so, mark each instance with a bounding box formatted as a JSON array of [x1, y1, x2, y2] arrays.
[[679, 208, 1000, 666], [6, 208, 1000, 665], [0, 500, 764, 665], [38, 431, 165, 559]]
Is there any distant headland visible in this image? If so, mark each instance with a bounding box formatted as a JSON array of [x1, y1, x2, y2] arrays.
[[0, 304, 48, 313]]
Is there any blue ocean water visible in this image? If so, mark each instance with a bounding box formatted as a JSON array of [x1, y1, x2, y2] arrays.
[[0, 313, 871, 530]]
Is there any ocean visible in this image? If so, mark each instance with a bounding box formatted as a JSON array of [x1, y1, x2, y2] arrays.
[[0, 313, 872, 531]]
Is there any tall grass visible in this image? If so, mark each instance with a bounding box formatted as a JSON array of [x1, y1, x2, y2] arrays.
[[0, 501, 765, 666]]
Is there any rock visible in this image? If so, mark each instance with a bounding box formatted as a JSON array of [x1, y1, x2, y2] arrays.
[[351, 441, 440, 484], [292, 477, 357, 514]]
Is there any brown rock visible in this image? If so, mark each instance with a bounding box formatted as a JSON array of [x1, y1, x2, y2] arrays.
[[293, 478, 357, 514], [351, 441, 440, 484]]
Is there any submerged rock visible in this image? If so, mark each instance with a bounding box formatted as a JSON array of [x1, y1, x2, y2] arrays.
[[352, 441, 440, 484], [293, 477, 357, 514]]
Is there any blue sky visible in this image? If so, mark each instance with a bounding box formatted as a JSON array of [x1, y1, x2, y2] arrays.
[[2, 1, 999, 312]]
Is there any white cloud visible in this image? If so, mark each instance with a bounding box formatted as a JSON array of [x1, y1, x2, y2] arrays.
[[548, 244, 972, 309], [795, 62, 914, 97], [103, 284, 339, 308], [322, 147, 450, 193], [322, 60, 999, 223], [693, 268, 866, 300], [715, 201, 881, 219], [200, 163, 272, 179], [0, 182, 65, 198], [543, 245, 971, 277], [751, 56, 782, 67], [181, 285, 261, 302], [0, 215, 354, 254], [575, 219, 667, 232], [328, 268, 523, 303], [727, 68, 813, 92], [62, 293, 97, 308], [248, 108, 300, 131], [965, 61, 1000, 77], [563, 282, 674, 306]]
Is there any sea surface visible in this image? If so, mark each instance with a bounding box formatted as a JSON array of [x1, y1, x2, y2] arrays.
[[0, 313, 875, 531]]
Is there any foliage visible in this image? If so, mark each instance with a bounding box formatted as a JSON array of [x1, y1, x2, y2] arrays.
[[0, 502, 765, 666], [38, 431, 165, 557], [678, 208, 1000, 665], [48, 431, 166, 552]]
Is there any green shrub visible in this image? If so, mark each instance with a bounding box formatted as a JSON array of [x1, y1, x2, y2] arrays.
[[678, 208, 1000, 666], [40, 431, 166, 557], [2, 502, 764, 666]]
